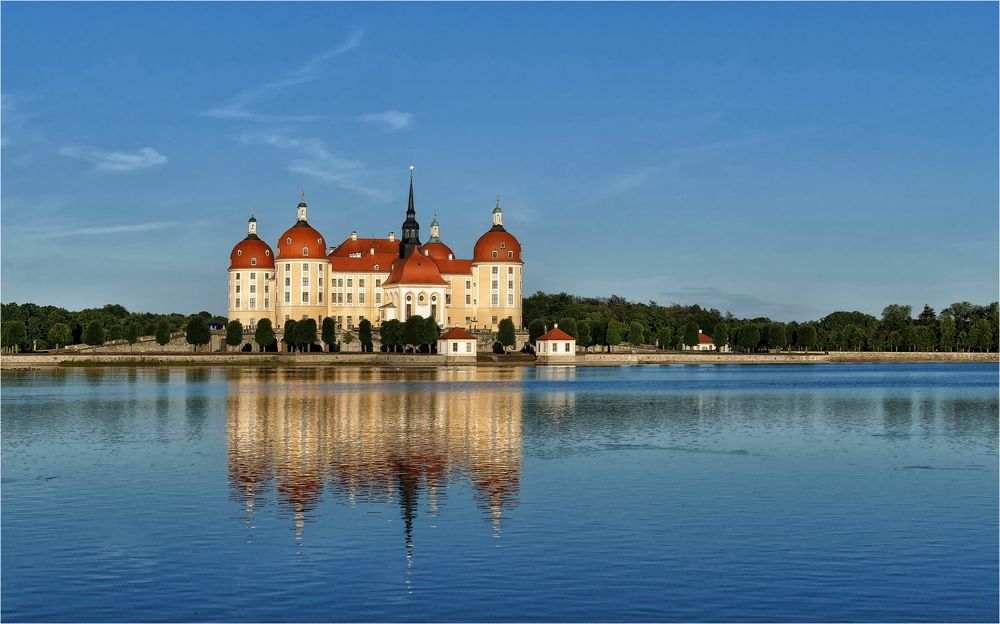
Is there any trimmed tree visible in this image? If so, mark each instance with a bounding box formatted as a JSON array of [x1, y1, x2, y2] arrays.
[[226, 320, 243, 351], [713, 324, 729, 351], [125, 323, 140, 346], [422, 317, 440, 352], [381, 319, 403, 353], [738, 325, 760, 353], [341, 331, 354, 347], [528, 319, 546, 345], [628, 321, 644, 347], [497, 318, 516, 352], [939, 316, 956, 352], [255, 319, 275, 352], [657, 326, 673, 350], [577, 321, 592, 352], [185, 316, 210, 352], [606, 319, 625, 350], [558, 318, 578, 340], [282, 319, 299, 352], [155, 320, 171, 349], [84, 320, 106, 347], [682, 322, 700, 349], [321, 317, 337, 352], [296, 318, 318, 351], [404, 315, 425, 352], [798, 324, 817, 351], [48, 322, 72, 350], [2, 320, 28, 353], [358, 319, 373, 353], [768, 323, 787, 351]]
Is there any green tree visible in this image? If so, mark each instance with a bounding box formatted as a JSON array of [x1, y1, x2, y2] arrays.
[[768, 323, 787, 351], [341, 331, 354, 346], [970, 318, 994, 352], [497, 318, 516, 352], [125, 322, 140, 346], [657, 326, 673, 350], [528, 319, 546, 345], [83, 320, 106, 347], [738, 325, 760, 352], [226, 320, 243, 350], [682, 322, 700, 349], [282, 319, 299, 352], [881, 304, 913, 351], [358, 319, 373, 352], [606, 319, 625, 349], [577, 320, 592, 352], [296, 318, 318, 351], [939, 315, 956, 352], [628, 321, 644, 347], [917, 304, 937, 326], [48, 322, 72, 350], [255, 319, 275, 352], [185, 317, 210, 352], [404, 315, 425, 352], [2, 320, 28, 352], [155, 320, 171, 349], [558, 317, 579, 340], [381, 319, 403, 353], [798, 324, 817, 351], [591, 318, 609, 351], [422, 316, 440, 352], [321, 317, 337, 352], [713, 324, 729, 351]]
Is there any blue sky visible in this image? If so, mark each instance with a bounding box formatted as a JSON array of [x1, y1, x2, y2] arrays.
[[2, 2, 997, 320]]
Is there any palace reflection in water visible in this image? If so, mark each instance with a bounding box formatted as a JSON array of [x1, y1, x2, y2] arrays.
[[225, 367, 524, 561]]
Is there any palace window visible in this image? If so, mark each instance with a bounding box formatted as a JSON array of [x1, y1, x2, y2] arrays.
[[235, 298, 241, 308], [249, 297, 256, 309], [302, 277, 309, 287], [492, 316, 498, 325], [359, 293, 365, 304], [508, 280, 513, 290], [285, 277, 291, 287], [374, 265, 379, 271], [250, 273, 256, 279], [492, 251, 498, 259], [265, 250, 270, 257], [376, 293, 381, 304], [376, 279, 382, 288], [236, 273, 241, 280], [318, 277, 323, 286], [508, 251, 514, 259], [285, 293, 291, 303], [347, 316, 353, 328], [359, 278, 365, 288], [264, 300, 270, 310], [235, 285, 241, 294], [466, 342, 472, 353], [318, 293, 324, 303], [347, 293, 353, 304], [338, 279, 344, 287], [508, 293, 514, 306], [285, 263, 290, 272], [264, 284, 269, 294], [338, 293, 343, 303], [565, 342, 571, 352], [286, 237, 292, 245], [465, 280, 471, 289], [453, 343, 458, 353], [418, 294, 425, 303], [466, 294, 471, 305], [302, 263, 309, 272], [491, 294, 498, 306], [251, 257, 257, 265], [301, 292, 308, 303], [446, 294, 451, 305], [249, 285, 256, 293], [237, 250, 243, 256], [491, 280, 498, 289], [491, 267, 499, 274], [347, 278, 353, 287]]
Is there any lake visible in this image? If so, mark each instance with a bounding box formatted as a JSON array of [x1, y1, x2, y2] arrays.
[[2, 363, 997, 622]]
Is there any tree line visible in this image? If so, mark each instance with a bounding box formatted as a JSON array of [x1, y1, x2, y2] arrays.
[[523, 293, 998, 353]]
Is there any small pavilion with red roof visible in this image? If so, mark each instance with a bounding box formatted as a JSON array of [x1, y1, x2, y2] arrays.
[[437, 327, 478, 361], [536, 324, 576, 361]]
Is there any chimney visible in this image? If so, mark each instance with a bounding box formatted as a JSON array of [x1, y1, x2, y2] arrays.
[[554, 323, 559, 328], [370, 247, 375, 256], [698, 329, 703, 334], [351, 231, 358, 241], [388, 231, 395, 242]]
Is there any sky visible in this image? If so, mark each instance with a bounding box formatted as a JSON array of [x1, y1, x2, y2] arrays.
[[2, 2, 997, 321]]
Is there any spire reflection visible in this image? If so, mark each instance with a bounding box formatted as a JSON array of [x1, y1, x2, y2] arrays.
[[226, 367, 523, 559]]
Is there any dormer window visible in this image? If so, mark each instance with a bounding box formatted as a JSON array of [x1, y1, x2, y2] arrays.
[[303, 247, 309, 256], [265, 250, 270, 256], [424, 250, 429, 256], [508, 250, 514, 259], [237, 250, 243, 256], [492, 251, 498, 259], [286, 237, 292, 245], [251, 258, 257, 266], [500, 242, 506, 249], [374, 264, 379, 271], [349, 251, 362, 258], [448, 253, 454, 260]]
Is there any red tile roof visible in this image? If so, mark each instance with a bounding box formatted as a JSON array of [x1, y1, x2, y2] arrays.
[[328, 253, 397, 273], [537, 327, 574, 341], [473, 230, 522, 263], [277, 224, 327, 260], [329, 236, 397, 257], [699, 332, 715, 344], [230, 237, 276, 270], [439, 327, 476, 340], [420, 241, 455, 261], [382, 248, 448, 286], [431, 257, 473, 275]]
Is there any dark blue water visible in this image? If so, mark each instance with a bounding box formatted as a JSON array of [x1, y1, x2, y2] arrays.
[[2, 363, 997, 622]]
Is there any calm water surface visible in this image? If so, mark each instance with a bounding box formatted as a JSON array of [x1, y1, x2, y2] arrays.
[[2, 363, 997, 622]]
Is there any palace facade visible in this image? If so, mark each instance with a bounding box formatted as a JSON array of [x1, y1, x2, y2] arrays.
[[227, 170, 524, 334]]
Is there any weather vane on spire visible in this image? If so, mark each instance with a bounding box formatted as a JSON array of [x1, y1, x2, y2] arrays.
[[300, 190, 305, 203], [409, 164, 415, 178]]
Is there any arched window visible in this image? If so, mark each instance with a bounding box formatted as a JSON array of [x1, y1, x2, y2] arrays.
[[237, 249, 243, 256], [251, 257, 257, 266], [418, 294, 425, 303], [265, 250, 270, 256], [431, 295, 437, 302], [303, 247, 309, 256], [406, 295, 412, 302], [508, 250, 514, 259], [492, 251, 498, 259], [286, 237, 292, 245]]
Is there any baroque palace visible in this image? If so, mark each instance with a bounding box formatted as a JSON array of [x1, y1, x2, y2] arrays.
[[227, 168, 524, 334]]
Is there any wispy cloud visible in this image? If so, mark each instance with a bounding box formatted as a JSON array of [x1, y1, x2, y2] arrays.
[[606, 166, 659, 193], [238, 131, 388, 199], [201, 31, 363, 122], [358, 110, 413, 131], [28, 220, 183, 240], [58, 145, 167, 172]]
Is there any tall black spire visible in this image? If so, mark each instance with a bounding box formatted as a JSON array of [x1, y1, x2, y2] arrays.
[[399, 165, 421, 258]]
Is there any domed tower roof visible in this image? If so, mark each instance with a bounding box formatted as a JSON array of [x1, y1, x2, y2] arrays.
[[276, 195, 327, 260], [230, 213, 275, 269], [473, 197, 522, 263], [420, 213, 455, 260]]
